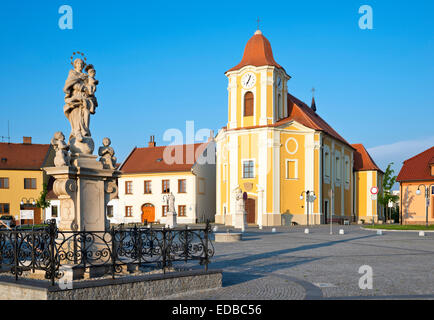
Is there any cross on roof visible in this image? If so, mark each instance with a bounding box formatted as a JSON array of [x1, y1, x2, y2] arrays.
[[257, 17, 260, 30]]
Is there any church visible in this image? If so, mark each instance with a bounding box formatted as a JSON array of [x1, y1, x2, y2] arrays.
[[215, 29, 383, 226]]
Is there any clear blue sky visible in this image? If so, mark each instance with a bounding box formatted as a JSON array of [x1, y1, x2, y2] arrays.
[[0, 0, 433, 178]]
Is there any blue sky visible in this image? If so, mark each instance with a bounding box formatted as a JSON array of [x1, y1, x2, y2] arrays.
[[0, 0, 433, 181]]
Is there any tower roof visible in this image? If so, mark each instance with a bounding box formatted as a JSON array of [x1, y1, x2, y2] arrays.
[[226, 30, 284, 73]]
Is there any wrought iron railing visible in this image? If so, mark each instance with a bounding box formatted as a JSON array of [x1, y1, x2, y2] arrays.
[[0, 220, 214, 286]]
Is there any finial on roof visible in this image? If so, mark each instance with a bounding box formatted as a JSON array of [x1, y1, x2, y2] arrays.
[[255, 17, 262, 35], [311, 87, 317, 112]]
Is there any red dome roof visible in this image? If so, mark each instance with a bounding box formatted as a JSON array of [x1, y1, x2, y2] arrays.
[[226, 30, 284, 73]]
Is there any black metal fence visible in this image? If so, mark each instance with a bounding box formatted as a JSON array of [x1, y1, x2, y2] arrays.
[[0, 220, 214, 286]]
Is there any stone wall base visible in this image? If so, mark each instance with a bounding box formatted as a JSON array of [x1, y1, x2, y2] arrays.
[[0, 269, 222, 300]]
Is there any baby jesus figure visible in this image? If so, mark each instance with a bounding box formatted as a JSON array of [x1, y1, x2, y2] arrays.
[[85, 64, 99, 114]]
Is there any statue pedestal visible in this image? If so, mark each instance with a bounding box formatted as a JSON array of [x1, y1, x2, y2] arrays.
[[233, 210, 247, 231], [164, 211, 177, 229], [44, 154, 119, 232]]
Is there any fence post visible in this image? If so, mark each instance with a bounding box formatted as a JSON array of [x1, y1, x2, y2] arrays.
[[49, 220, 56, 286], [162, 227, 166, 274], [205, 220, 210, 272], [111, 226, 116, 279], [13, 231, 18, 281]]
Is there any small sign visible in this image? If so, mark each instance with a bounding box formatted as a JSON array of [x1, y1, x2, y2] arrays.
[[370, 187, 379, 195], [20, 210, 34, 220], [371, 194, 377, 201]]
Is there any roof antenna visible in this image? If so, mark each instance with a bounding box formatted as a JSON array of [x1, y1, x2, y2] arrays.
[[1, 121, 10, 143], [311, 88, 317, 112]]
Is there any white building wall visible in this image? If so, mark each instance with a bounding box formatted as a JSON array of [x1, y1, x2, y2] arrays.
[[118, 173, 198, 224], [45, 199, 60, 226]]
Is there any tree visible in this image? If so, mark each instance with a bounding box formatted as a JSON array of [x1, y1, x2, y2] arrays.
[[36, 183, 51, 211], [377, 163, 399, 223]]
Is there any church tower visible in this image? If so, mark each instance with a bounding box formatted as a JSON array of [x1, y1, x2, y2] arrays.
[[225, 30, 291, 129]]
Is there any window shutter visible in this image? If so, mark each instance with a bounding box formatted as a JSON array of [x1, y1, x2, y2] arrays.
[[244, 92, 254, 117]]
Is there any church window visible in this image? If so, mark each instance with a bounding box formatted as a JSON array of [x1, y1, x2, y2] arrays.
[[286, 159, 298, 179], [336, 155, 341, 181], [324, 148, 331, 178], [244, 92, 254, 117], [278, 93, 282, 119], [242, 160, 255, 179]]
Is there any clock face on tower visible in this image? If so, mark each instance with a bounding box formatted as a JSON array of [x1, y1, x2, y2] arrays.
[[277, 76, 282, 91], [241, 72, 256, 89]]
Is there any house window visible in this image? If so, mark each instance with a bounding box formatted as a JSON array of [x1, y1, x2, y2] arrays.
[[24, 178, 36, 189], [244, 92, 254, 117], [0, 178, 9, 189], [51, 205, 58, 218], [125, 181, 133, 194], [178, 179, 186, 193], [162, 205, 169, 217], [106, 205, 113, 218], [162, 180, 170, 193], [242, 160, 254, 179], [144, 181, 152, 194], [0, 203, 10, 214], [286, 160, 298, 179], [125, 206, 133, 217], [178, 205, 186, 217]]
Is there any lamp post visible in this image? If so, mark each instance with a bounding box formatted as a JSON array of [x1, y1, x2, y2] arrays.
[[416, 184, 434, 227], [300, 190, 317, 227], [20, 197, 36, 226]]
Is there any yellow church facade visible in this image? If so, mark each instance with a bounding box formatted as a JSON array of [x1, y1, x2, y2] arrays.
[[215, 30, 375, 226]]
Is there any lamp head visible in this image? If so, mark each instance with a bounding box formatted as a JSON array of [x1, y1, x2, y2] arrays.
[[416, 189, 421, 196], [300, 195, 304, 200]]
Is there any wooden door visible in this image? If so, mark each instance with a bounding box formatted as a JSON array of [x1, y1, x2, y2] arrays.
[[141, 204, 155, 223], [245, 198, 256, 224]]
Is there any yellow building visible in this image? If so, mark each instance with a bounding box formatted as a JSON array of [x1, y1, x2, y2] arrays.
[[352, 144, 384, 223], [0, 137, 54, 224], [215, 30, 380, 226]]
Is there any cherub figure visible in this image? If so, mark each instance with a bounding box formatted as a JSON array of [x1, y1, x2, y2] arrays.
[[51, 132, 70, 167], [98, 137, 117, 169], [84, 64, 98, 114]]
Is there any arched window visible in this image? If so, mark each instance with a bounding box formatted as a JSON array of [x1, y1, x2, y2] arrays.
[[278, 93, 282, 119], [244, 92, 254, 117]]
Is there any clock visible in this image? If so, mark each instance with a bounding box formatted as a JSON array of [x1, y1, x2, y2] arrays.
[[241, 72, 256, 89], [277, 76, 283, 91]]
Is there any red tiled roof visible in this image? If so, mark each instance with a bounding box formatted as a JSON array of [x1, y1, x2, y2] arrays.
[[351, 143, 382, 172], [120, 143, 208, 174], [397, 146, 434, 182], [226, 30, 284, 73], [0, 142, 51, 170]]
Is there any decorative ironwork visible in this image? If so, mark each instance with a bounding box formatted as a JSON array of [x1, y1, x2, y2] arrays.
[[0, 220, 214, 285]]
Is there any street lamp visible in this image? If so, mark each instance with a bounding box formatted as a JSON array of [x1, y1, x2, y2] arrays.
[[20, 198, 36, 206], [300, 190, 317, 227], [416, 184, 434, 227]]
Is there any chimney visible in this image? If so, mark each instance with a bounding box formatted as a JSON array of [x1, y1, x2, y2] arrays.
[[148, 135, 156, 148], [23, 136, 32, 144]]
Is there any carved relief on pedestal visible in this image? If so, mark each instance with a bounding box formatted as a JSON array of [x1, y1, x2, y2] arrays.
[[53, 178, 77, 198], [82, 181, 101, 225]]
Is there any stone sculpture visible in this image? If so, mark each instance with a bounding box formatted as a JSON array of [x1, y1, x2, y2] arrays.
[[98, 137, 117, 169], [63, 55, 99, 154], [51, 131, 70, 167]]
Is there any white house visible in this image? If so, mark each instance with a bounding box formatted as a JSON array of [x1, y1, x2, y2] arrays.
[[116, 135, 216, 225]]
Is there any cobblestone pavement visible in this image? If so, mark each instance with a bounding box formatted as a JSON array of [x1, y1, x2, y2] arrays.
[[169, 225, 434, 300]]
